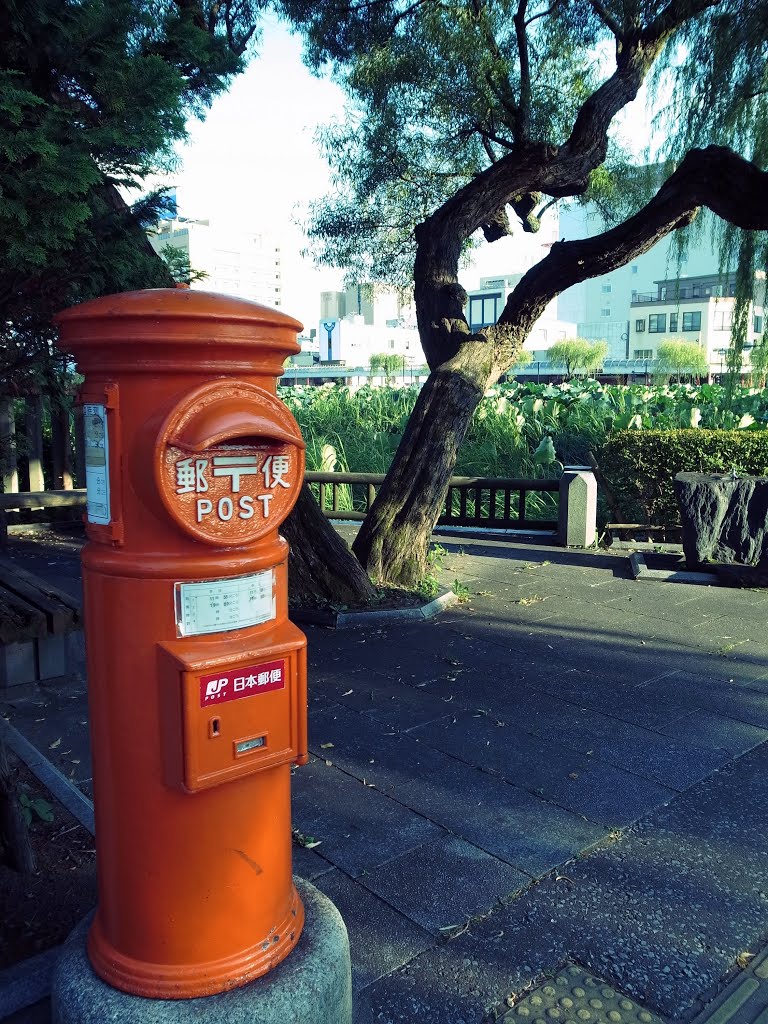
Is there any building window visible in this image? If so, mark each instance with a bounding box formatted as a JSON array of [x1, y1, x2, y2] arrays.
[[602, 284, 612, 293], [631, 265, 638, 274], [648, 314, 666, 333], [635, 319, 646, 332], [468, 293, 501, 330], [634, 349, 653, 359], [754, 315, 763, 334], [713, 310, 733, 330], [601, 308, 611, 317], [670, 313, 678, 331], [682, 311, 702, 331]]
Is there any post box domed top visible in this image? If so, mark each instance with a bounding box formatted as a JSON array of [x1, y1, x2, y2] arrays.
[[54, 289, 303, 376], [56, 288, 303, 331]]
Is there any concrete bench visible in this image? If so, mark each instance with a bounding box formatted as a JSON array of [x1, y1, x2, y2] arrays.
[[0, 558, 83, 690]]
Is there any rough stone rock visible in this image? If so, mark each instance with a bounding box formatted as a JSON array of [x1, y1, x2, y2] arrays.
[[674, 472, 768, 568]]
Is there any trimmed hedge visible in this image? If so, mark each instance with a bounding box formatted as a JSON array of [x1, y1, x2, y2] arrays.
[[596, 430, 768, 526]]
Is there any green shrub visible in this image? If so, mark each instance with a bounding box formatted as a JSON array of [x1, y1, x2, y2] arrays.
[[596, 430, 768, 525]]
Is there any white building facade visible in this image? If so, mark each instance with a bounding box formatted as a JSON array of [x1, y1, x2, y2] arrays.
[[629, 272, 765, 377], [316, 285, 425, 371], [148, 218, 284, 308]]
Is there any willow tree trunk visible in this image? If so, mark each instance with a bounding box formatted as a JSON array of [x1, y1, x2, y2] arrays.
[[352, 350, 493, 586], [284, 483, 377, 607]]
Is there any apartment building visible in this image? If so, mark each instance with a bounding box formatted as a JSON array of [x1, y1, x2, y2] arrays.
[[629, 272, 765, 375], [148, 217, 283, 308], [316, 284, 424, 368]]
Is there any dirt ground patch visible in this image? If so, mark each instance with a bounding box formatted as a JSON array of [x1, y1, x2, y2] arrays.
[[0, 755, 96, 969]]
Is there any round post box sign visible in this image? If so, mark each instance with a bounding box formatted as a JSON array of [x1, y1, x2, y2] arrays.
[[156, 381, 305, 546]]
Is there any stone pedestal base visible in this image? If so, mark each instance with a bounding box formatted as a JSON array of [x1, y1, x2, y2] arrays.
[[52, 878, 352, 1024]]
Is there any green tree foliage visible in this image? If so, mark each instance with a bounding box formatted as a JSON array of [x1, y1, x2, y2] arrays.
[[369, 352, 404, 384], [750, 335, 768, 387], [548, 339, 608, 378], [656, 340, 709, 382], [158, 244, 209, 285], [0, 0, 262, 392], [511, 348, 533, 373], [281, 0, 768, 586]]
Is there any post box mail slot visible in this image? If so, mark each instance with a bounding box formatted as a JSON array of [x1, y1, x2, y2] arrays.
[[156, 380, 305, 546], [159, 621, 308, 792]]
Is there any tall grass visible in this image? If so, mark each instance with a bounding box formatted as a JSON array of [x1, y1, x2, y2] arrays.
[[280, 379, 768, 480]]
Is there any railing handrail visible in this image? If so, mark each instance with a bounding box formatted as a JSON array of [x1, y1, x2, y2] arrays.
[[1, 473, 560, 508], [305, 471, 559, 490], [0, 489, 87, 509]]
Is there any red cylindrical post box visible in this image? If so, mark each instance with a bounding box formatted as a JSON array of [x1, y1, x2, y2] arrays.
[[55, 289, 308, 998]]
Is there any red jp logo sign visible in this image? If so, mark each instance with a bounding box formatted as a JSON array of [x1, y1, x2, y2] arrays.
[[199, 660, 285, 706]]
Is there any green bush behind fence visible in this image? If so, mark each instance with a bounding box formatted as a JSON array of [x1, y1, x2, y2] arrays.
[[597, 430, 768, 526]]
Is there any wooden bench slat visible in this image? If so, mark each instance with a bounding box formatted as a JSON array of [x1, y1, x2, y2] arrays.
[[0, 587, 47, 643], [0, 570, 75, 633], [0, 558, 81, 623], [0, 490, 86, 510]]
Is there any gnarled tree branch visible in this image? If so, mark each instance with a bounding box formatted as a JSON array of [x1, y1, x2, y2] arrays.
[[498, 146, 768, 335]]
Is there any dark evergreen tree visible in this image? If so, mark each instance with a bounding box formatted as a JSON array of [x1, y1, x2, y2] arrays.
[[0, 0, 263, 390]]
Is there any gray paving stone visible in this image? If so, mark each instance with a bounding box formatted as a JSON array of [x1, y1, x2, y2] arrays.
[[291, 843, 335, 882], [606, 587, 722, 617], [687, 613, 768, 643], [416, 667, 558, 719], [358, 835, 529, 935], [465, 743, 768, 1022], [450, 586, 562, 622], [691, 593, 768, 623], [658, 709, 768, 755], [308, 621, 454, 683], [410, 710, 677, 826], [559, 644, 729, 687], [640, 672, 768, 730], [356, 893, 567, 1024], [312, 670, 454, 731], [443, 617, 715, 686], [510, 702, 732, 790], [310, 706, 607, 876], [292, 755, 444, 877], [525, 670, 693, 729], [312, 868, 433, 992], [3, 696, 91, 784]]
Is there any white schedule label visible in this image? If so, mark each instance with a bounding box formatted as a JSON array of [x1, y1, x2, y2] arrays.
[[83, 403, 110, 525], [174, 571, 275, 637]]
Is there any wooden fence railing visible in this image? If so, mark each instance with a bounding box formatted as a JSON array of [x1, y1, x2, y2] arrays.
[[0, 473, 560, 535], [305, 472, 559, 531]]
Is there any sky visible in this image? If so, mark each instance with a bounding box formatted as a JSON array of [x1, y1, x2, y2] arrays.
[[172, 17, 346, 330], [171, 17, 655, 331]]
